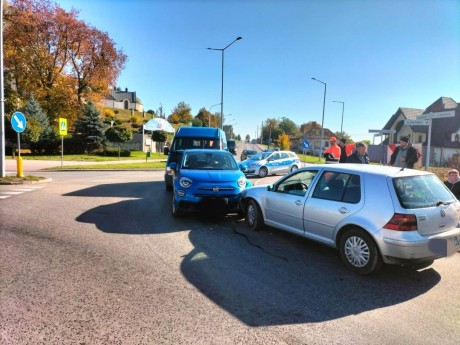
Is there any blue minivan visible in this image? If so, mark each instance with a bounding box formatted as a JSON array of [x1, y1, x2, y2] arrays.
[[164, 127, 227, 191]]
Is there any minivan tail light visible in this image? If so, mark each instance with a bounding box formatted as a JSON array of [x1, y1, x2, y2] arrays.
[[384, 213, 417, 231]]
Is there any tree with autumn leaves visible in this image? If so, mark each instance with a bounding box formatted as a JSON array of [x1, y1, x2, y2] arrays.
[[3, 0, 127, 125]]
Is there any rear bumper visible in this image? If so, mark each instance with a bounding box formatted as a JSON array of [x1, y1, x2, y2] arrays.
[[380, 227, 460, 263]]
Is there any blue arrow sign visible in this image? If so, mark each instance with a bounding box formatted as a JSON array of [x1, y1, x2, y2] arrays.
[[11, 111, 27, 133], [302, 141, 310, 148]]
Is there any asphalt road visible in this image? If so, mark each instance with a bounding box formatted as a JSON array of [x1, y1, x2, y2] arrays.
[[1, 169, 459, 345]]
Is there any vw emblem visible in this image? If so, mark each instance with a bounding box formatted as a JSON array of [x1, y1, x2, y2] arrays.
[[440, 209, 446, 218], [212, 186, 219, 192]]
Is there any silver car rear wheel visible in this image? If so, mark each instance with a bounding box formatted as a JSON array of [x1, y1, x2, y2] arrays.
[[339, 228, 382, 275]]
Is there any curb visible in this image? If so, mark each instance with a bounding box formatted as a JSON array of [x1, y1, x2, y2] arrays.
[[0, 177, 53, 185]]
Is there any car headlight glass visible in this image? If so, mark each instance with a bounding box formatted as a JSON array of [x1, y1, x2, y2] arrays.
[[180, 177, 192, 188], [237, 177, 247, 188]]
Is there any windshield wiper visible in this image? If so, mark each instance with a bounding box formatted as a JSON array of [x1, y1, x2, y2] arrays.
[[436, 200, 454, 206]]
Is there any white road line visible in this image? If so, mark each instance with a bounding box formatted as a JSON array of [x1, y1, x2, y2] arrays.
[[0, 191, 25, 195], [0, 195, 10, 199]]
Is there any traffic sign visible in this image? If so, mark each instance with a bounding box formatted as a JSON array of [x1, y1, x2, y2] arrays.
[[404, 119, 430, 126], [302, 141, 310, 148], [59, 118, 67, 136], [11, 111, 26, 133], [418, 110, 455, 120]]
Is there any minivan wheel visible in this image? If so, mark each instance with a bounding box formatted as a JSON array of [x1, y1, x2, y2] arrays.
[[246, 199, 264, 231], [339, 228, 383, 275], [258, 167, 268, 178]]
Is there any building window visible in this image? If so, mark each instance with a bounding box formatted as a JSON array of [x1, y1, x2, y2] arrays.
[[418, 135, 423, 143], [455, 134, 459, 142]]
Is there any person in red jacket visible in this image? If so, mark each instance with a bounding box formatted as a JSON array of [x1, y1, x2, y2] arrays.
[[323, 137, 341, 163]]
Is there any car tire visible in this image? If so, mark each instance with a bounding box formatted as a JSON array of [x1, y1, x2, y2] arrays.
[[246, 199, 264, 231], [339, 228, 383, 275], [166, 183, 173, 192], [258, 167, 268, 178], [290, 165, 298, 172], [172, 193, 182, 217]]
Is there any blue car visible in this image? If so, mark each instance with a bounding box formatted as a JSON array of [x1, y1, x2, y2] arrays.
[[170, 149, 252, 216]]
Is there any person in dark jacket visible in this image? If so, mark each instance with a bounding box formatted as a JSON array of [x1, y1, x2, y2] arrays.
[[388, 136, 419, 169], [346, 142, 369, 164], [338, 138, 348, 163], [444, 169, 460, 200]]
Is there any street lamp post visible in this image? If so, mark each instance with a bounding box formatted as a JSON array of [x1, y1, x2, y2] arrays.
[[333, 100, 345, 137], [208, 103, 221, 127], [207, 36, 242, 129], [311, 77, 327, 157]]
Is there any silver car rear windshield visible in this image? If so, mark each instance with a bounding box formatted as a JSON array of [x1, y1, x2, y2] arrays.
[[393, 175, 456, 209]]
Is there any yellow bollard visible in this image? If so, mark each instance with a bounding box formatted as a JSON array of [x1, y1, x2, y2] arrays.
[[16, 156, 24, 177]]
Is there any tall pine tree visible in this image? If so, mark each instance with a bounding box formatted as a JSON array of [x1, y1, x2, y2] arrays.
[[23, 97, 56, 153], [73, 100, 106, 153]]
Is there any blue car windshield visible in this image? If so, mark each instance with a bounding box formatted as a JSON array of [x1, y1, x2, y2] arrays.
[[182, 152, 238, 170]]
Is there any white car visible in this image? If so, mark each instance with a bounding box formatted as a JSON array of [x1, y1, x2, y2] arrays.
[[239, 150, 301, 178], [240, 164, 460, 274]]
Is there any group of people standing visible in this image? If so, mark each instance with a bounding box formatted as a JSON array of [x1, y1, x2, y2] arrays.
[[323, 135, 420, 168], [323, 137, 369, 164]]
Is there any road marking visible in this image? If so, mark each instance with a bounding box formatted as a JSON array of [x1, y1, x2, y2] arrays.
[[0, 185, 45, 200]]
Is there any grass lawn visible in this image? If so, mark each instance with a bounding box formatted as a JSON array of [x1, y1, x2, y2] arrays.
[[16, 151, 166, 161]]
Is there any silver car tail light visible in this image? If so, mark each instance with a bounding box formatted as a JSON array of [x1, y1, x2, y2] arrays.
[[384, 213, 417, 231]]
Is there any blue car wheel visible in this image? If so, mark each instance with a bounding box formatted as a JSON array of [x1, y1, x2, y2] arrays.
[[172, 193, 183, 217]]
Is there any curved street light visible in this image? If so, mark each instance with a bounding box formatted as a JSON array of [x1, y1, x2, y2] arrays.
[[311, 77, 327, 157], [333, 100, 345, 138], [207, 36, 242, 129]]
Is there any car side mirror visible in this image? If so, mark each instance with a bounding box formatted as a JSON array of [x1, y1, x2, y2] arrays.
[[267, 184, 274, 192]]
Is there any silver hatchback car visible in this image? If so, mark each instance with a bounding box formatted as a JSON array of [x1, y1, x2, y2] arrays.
[[240, 164, 460, 274]]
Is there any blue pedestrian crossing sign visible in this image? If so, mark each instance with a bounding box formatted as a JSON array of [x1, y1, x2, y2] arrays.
[[11, 112, 26, 133]]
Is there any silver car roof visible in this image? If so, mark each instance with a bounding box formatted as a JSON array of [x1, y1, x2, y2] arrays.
[[302, 164, 433, 178]]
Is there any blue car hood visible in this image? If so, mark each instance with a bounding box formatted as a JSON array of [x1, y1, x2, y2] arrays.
[[180, 170, 245, 183]]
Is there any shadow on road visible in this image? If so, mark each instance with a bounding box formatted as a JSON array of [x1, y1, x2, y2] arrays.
[[65, 179, 441, 326]]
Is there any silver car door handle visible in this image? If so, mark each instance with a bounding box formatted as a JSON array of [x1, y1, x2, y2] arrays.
[[295, 200, 303, 206], [339, 207, 350, 214]]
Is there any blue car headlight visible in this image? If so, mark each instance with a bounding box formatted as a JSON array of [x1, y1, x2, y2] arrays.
[[180, 177, 193, 188], [237, 177, 247, 188]]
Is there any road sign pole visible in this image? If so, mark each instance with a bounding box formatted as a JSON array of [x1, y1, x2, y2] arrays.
[[16, 132, 24, 177], [425, 120, 432, 171], [61, 137, 63, 168]]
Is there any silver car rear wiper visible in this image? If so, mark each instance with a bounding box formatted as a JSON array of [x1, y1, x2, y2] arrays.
[[436, 200, 454, 206]]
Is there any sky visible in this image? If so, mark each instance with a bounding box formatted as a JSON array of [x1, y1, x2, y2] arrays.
[[55, 0, 460, 142]]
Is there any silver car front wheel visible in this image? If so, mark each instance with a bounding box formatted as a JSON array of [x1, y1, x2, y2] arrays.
[[246, 199, 264, 231]]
